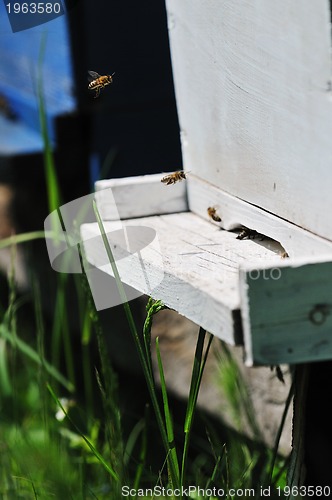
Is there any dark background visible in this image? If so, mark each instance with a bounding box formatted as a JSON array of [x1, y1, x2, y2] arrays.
[[67, 0, 182, 185], [1, 0, 183, 231]]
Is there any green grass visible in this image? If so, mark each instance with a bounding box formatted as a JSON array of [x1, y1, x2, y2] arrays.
[[0, 55, 291, 498], [0, 224, 291, 498]]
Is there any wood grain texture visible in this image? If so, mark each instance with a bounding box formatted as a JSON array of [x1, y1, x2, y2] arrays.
[[92, 173, 332, 364], [166, 0, 332, 240], [95, 174, 188, 220], [81, 212, 285, 345], [239, 256, 332, 365], [188, 174, 332, 258]]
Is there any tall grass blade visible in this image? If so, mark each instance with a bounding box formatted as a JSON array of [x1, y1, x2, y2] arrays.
[[50, 274, 76, 386], [92, 200, 180, 489], [132, 407, 149, 491], [156, 337, 180, 480], [0, 338, 11, 397], [124, 419, 145, 468], [143, 299, 167, 378], [181, 328, 213, 486], [142, 298, 155, 378], [77, 244, 125, 482], [33, 279, 51, 436], [216, 341, 263, 442], [0, 251, 18, 397], [0, 324, 74, 392], [37, 34, 61, 215], [0, 231, 65, 250], [47, 383, 119, 481], [205, 451, 227, 492], [266, 375, 295, 486]]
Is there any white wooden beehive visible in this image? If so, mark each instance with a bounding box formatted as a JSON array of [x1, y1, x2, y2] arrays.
[[81, 0, 332, 366]]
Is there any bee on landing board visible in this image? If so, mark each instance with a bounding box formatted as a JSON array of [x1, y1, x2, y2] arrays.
[[161, 170, 189, 186], [236, 226, 265, 241], [236, 226, 256, 240], [88, 70, 115, 98], [207, 206, 222, 222]]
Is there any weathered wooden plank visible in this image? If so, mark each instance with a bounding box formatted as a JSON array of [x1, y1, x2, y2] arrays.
[[95, 173, 188, 220], [188, 174, 332, 257], [239, 256, 332, 366], [166, 0, 332, 241], [81, 212, 285, 345], [95, 172, 332, 257]]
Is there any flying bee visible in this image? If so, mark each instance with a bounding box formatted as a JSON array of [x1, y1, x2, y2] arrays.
[[207, 206, 222, 222], [161, 170, 189, 186], [88, 70, 115, 98]]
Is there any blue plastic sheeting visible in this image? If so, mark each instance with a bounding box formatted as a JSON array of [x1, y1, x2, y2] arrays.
[[0, 2, 75, 150], [0, 115, 43, 154]]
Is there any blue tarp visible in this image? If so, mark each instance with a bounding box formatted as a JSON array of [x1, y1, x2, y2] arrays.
[[0, 2, 75, 150]]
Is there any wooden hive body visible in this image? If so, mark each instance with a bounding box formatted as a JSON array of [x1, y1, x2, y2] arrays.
[[79, 0, 332, 365]]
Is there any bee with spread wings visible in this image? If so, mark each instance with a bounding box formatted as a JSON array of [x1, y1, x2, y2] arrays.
[[88, 70, 115, 98]]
